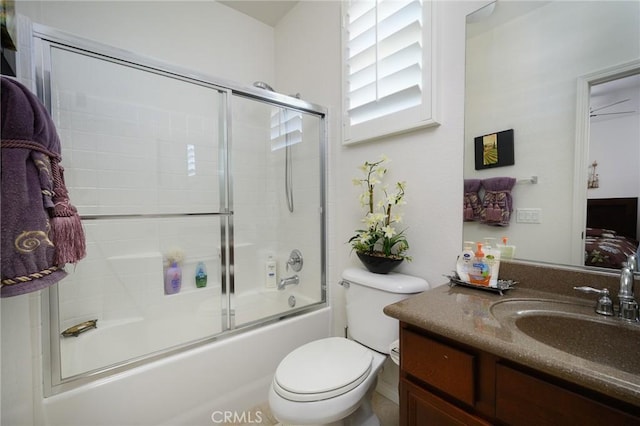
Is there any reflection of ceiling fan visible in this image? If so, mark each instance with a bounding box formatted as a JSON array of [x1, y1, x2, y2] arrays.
[[590, 98, 636, 117]]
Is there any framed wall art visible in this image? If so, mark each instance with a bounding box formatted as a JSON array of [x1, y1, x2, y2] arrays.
[[474, 129, 514, 170]]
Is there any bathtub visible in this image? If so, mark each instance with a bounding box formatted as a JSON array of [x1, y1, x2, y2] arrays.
[[59, 288, 318, 379], [44, 305, 330, 426]]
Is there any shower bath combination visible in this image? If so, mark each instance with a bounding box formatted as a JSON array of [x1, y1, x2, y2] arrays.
[[30, 25, 328, 404]]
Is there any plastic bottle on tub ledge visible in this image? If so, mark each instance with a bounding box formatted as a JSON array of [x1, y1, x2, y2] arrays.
[[195, 261, 208, 288], [165, 262, 182, 294], [164, 249, 184, 295], [265, 255, 277, 289]]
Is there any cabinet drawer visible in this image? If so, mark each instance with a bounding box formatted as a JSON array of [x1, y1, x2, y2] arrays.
[[496, 363, 640, 425], [402, 329, 476, 406]]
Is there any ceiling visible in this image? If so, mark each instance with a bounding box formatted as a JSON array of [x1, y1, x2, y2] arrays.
[[218, 1, 299, 27]]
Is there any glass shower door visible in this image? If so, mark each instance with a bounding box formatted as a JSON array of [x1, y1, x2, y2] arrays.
[[45, 43, 227, 380], [230, 94, 325, 327]]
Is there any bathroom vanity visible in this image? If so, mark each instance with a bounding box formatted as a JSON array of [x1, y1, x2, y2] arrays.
[[384, 262, 640, 425]]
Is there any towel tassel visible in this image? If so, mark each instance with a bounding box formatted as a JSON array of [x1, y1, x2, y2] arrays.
[[464, 202, 474, 221], [50, 159, 86, 264]]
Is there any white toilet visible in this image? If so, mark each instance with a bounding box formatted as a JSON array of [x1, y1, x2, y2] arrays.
[[268, 267, 429, 425]]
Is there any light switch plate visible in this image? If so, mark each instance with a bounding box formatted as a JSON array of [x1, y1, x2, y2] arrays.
[[516, 208, 541, 224]]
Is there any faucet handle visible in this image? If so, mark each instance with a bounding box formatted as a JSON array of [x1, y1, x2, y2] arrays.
[[574, 286, 614, 316], [626, 253, 638, 274]]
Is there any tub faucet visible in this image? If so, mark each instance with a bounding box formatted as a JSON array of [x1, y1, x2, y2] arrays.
[[618, 254, 638, 321], [278, 274, 299, 290]]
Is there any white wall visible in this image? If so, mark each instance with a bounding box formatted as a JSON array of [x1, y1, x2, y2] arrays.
[[589, 90, 640, 237], [590, 115, 640, 199], [16, 1, 276, 86]]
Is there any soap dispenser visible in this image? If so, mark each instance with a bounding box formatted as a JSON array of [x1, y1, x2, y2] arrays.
[[468, 243, 491, 286], [456, 241, 475, 282]]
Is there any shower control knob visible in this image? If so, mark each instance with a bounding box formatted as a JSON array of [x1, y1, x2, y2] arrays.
[[286, 249, 303, 272]]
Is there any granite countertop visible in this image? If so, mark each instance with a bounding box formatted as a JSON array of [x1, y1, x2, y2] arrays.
[[384, 281, 640, 408]]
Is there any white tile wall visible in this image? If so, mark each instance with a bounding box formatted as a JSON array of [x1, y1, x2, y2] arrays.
[[52, 47, 221, 216]]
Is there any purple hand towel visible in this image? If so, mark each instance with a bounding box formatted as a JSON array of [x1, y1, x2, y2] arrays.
[[480, 177, 516, 226], [463, 179, 482, 222], [1, 76, 85, 297]]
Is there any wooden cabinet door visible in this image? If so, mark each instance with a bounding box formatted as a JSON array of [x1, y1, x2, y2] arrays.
[[401, 329, 476, 406], [400, 378, 491, 426], [495, 363, 640, 425]]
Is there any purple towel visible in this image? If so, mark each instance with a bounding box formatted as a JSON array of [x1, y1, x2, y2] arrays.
[[480, 177, 516, 226], [1, 77, 85, 297], [463, 179, 482, 222]]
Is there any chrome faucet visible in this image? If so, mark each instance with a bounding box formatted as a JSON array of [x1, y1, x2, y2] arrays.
[[618, 254, 638, 321], [575, 253, 639, 321], [574, 286, 614, 316], [278, 274, 299, 290]]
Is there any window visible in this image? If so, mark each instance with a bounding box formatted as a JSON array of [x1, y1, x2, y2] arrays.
[[342, 0, 438, 144]]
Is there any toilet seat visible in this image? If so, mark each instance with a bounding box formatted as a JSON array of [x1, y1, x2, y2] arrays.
[[273, 337, 373, 402]]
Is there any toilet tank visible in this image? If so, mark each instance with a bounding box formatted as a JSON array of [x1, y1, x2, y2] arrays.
[[341, 268, 429, 353]]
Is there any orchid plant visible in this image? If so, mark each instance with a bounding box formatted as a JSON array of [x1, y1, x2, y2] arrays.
[[349, 155, 411, 261]]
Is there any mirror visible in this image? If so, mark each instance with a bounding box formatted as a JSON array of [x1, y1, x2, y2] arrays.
[[464, 0, 640, 271]]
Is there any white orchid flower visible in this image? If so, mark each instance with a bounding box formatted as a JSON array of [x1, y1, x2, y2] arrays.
[[382, 226, 396, 238]]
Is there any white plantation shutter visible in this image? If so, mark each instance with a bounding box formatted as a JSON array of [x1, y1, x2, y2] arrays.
[[343, 0, 438, 144]]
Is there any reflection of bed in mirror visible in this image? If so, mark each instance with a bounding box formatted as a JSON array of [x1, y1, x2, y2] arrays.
[[585, 197, 638, 269]]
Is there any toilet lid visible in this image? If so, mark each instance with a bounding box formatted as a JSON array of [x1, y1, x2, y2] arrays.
[[274, 337, 373, 402]]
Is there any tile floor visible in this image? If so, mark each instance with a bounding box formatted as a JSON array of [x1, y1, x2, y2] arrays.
[[223, 391, 399, 426]]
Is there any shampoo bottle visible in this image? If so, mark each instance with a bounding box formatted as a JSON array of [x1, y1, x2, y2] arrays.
[[468, 243, 491, 286], [195, 261, 208, 288], [165, 262, 182, 295], [265, 255, 277, 288], [456, 241, 475, 282]]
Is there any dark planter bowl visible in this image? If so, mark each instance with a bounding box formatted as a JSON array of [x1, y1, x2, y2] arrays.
[[357, 252, 403, 274]]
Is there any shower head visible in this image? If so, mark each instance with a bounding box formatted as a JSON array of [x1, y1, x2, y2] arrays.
[[253, 81, 275, 92]]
